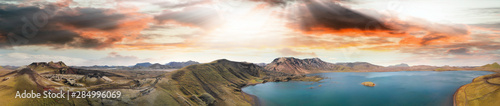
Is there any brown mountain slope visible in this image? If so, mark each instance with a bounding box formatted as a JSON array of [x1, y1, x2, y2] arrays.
[[335, 62, 383, 71], [0, 66, 13, 76], [265, 57, 352, 74], [28, 61, 75, 74]]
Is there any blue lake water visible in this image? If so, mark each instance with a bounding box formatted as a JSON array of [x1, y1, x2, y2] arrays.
[[242, 71, 495, 106]]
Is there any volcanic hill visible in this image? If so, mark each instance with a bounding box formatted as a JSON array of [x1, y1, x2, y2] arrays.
[[265, 57, 352, 74], [154, 59, 318, 105]]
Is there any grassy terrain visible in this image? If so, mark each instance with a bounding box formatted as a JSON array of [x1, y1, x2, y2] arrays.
[[164, 59, 268, 106], [475, 62, 500, 72], [154, 59, 321, 106], [0, 67, 13, 76], [0, 68, 89, 106], [0, 59, 321, 106], [454, 73, 500, 106]]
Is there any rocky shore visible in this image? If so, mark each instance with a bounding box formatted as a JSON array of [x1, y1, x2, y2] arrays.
[[242, 91, 262, 106]]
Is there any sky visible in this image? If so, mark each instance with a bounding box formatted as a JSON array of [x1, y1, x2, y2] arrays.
[[0, 0, 499, 66]]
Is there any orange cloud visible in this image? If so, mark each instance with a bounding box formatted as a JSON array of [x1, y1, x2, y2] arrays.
[[280, 0, 471, 51], [0, 0, 158, 49], [56, 7, 155, 49]]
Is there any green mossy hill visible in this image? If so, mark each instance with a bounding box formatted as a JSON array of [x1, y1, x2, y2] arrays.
[[335, 62, 383, 71], [158, 59, 316, 106], [482, 62, 500, 69], [487, 62, 500, 68], [454, 73, 500, 106], [476, 62, 500, 71]]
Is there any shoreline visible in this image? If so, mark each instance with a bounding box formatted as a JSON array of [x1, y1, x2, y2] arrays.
[[239, 75, 325, 106], [453, 81, 469, 106], [241, 89, 262, 106]]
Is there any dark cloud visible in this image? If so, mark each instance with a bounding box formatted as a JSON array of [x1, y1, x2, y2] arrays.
[[249, 0, 358, 6], [154, 7, 222, 29], [0, 3, 74, 48], [446, 47, 470, 55], [250, 0, 293, 6], [25, 29, 104, 48], [420, 34, 447, 45], [287, 0, 388, 32], [145, 25, 175, 31], [0, 2, 152, 49], [116, 0, 209, 9], [158, 0, 209, 8], [0, 3, 44, 32], [53, 8, 126, 30], [269, 0, 471, 50]]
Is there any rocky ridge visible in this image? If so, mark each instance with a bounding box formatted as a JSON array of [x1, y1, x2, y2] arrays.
[[265, 57, 352, 74]]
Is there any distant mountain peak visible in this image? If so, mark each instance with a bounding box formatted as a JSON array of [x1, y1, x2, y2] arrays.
[[273, 57, 324, 63], [213, 59, 231, 63], [493, 62, 499, 65], [148, 63, 171, 69], [29, 61, 68, 69], [273, 57, 296, 62], [167, 60, 200, 69], [480, 62, 500, 70], [134, 62, 153, 67], [266, 57, 350, 74], [335, 62, 382, 70], [303, 57, 323, 61]]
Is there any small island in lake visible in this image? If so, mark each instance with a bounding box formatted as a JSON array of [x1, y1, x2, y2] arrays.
[[362, 82, 376, 87]]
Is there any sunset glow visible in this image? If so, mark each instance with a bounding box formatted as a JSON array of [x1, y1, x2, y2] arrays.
[[0, 0, 499, 66]]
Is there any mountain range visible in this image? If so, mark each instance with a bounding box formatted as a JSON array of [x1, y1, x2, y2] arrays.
[[160, 59, 316, 105], [132, 61, 200, 69], [0, 58, 320, 105], [1, 57, 499, 105], [77, 61, 201, 70], [265, 57, 352, 74]]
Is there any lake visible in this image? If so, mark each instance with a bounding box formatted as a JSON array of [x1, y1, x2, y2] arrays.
[[242, 71, 495, 106]]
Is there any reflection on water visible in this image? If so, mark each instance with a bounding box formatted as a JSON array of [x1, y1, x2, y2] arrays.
[[242, 71, 494, 106]]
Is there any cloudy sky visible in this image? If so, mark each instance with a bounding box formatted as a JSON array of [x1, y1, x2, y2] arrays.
[[0, 0, 499, 66]]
